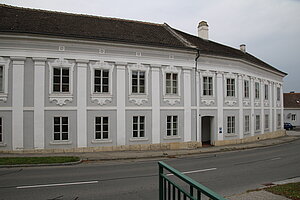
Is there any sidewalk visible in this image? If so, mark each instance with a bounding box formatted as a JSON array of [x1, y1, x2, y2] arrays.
[[0, 132, 299, 162]]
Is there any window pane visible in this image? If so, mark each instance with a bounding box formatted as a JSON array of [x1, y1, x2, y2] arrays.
[[133, 116, 138, 123], [172, 87, 177, 94], [62, 125, 68, 132], [62, 68, 69, 76], [173, 129, 177, 136], [103, 70, 109, 78], [167, 130, 171, 136], [95, 117, 101, 124], [167, 116, 171, 123], [95, 77, 101, 84], [53, 84, 60, 92], [103, 124, 108, 132], [139, 72, 145, 79], [96, 124, 101, 131], [172, 74, 177, 80], [103, 132, 108, 139], [140, 123, 144, 131], [62, 84, 69, 92], [140, 116, 145, 123], [139, 86, 145, 93], [54, 117, 60, 124], [95, 132, 101, 139], [53, 76, 60, 84], [166, 87, 171, 94], [62, 133, 68, 140], [132, 78, 138, 86], [132, 86, 138, 93], [103, 77, 109, 84], [0, 118, 2, 125], [166, 73, 171, 80], [102, 86, 109, 93], [139, 79, 145, 87], [103, 117, 108, 124], [167, 122, 171, 129], [62, 77, 69, 84], [95, 69, 101, 77], [54, 133, 60, 140], [62, 117, 68, 124], [133, 131, 138, 137], [54, 125, 60, 132], [132, 71, 138, 79], [54, 68, 60, 75], [173, 116, 178, 122], [133, 123, 138, 131], [140, 131, 145, 137]]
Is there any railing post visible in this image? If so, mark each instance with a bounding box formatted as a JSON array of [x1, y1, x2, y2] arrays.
[[159, 163, 163, 200]]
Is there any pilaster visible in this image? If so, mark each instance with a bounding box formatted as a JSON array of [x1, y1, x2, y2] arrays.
[[216, 72, 224, 141], [76, 60, 88, 148], [11, 57, 26, 150], [250, 77, 255, 136], [33, 57, 46, 149], [273, 83, 277, 131], [116, 62, 127, 146], [280, 84, 284, 129], [269, 82, 273, 132], [183, 68, 191, 142], [151, 65, 160, 144], [196, 70, 200, 142], [238, 74, 243, 139], [260, 79, 264, 135]]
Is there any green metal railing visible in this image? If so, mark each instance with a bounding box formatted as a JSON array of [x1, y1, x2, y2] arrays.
[[158, 161, 227, 200]]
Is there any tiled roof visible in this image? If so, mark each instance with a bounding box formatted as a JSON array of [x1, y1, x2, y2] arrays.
[[284, 93, 300, 108], [0, 4, 286, 75]]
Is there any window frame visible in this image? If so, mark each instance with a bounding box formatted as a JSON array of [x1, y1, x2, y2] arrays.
[[277, 114, 281, 127], [277, 87, 281, 101], [132, 116, 145, 138], [264, 84, 269, 100], [0, 117, 3, 143], [255, 115, 261, 131], [265, 114, 269, 130], [226, 78, 236, 97], [166, 115, 178, 137], [52, 67, 70, 93], [0, 57, 10, 102], [291, 114, 296, 121], [244, 115, 250, 133], [244, 80, 250, 99], [202, 76, 213, 96], [255, 82, 260, 99], [94, 69, 110, 94], [162, 66, 181, 105], [94, 116, 109, 140], [227, 116, 235, 134], [166, 72, 178, 95], [53, 116, 69, 141]]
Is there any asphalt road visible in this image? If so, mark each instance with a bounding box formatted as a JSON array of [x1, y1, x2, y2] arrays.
[[0, 138, 299, 200]]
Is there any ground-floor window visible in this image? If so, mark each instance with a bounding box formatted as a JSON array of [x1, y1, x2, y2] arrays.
[[132, 116, 145, 138], [54, 117, 68, 141], [227, 116, 235, 134], [244, 115, 250, 133], [265, 114, 269, 130], [0, 117, 2, 142], [277, 114, 281, 127], [292, 114, 296, 121], [167, 115, 178, 136], [95, 117, 109, 140], [255, 115, 260, 131]]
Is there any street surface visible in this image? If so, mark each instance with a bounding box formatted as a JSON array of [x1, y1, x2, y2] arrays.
[[0, 138, 299, 200]]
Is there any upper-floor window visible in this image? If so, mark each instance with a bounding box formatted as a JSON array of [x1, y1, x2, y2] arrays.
[[95, 116, 109, 140], [255, 82, 260, 99], [244, 115, 250, 133], [53, 117, 69, 141], [255, 115, 260, 131], [133, 116, 145, 138], [264, 84, 269, 100], [277, 87, 281, 101], [166, 73, 178, 95], [265, 114, 269, 130], [0, 117, 2, 142], [226, 78, 235, 97], [292, 114, 296, 121], [94, 69, 109, 93], [132, 71, 145, 94], [203, 76, 213, 96], [167, 115, 178, 137], [53, 67, 70, 93], [227, 116, 235, 134], [244, 80, 249, 98], [0, 66, 3, 93]]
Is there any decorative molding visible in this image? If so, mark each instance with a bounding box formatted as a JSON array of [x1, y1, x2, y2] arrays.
[[91, 96, 112, 105], [49, 96, 73, 106], [243, 100, 250, 106], [0, 57, 10, 102], [201, 98, 215, 106], [264, 100, 269, 106], [129, 96, 148, 106], [254, 101, 260, 106], [225, 100, 237, 106], [161, 65, 181, 105], [163, 96, 180, 105]]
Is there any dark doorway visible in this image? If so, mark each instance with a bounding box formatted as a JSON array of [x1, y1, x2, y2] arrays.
[[201, 116, 212, 146]]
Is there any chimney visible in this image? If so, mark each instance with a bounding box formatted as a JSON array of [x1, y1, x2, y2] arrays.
[[198, 21, 209, 40], [240, 44, 246, 53]]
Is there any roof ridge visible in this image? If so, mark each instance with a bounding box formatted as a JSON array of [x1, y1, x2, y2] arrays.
[[0, 3, 164, 27]]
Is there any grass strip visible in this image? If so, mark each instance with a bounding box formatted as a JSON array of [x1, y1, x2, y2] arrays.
[[264, 182, 300, 200], [0, 156, 80, 165]]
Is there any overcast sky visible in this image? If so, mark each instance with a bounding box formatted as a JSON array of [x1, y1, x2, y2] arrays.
[[1, 0, 300, 92]]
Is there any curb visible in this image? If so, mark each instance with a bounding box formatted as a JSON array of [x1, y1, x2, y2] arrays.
[[0, 159, 83, 168]]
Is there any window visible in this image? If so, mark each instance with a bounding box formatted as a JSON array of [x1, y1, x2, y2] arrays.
[[277, 114, 281, 127], [227, 116, 235, 134], [166, 73, 178, 95], [0, 66, 3, 93], [265, 114, 269, 130], [53, 117, 68, 141], [0, 117, 2, 142], [132, 116, 145, 138], [277, 87, 281, 101], [53, 67, 70, 93], [255, 115, 260, 131], [255, 82, 260, 99], [167, 116, 178, 136], [244, 80, 249, 98], [94, 69, 109, 93], [95, 117, 109, 140], [226, 78, 235, 97], [203, 76, 213, 96], [292, 114, 296, 121], [244, 115, 250, 133], [264, 84, 269, 100], [132, 71, 145, 94]]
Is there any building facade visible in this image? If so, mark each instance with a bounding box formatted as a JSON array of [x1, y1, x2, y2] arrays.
[[284, 93, 300, 128], [0, 5, 286, 151]]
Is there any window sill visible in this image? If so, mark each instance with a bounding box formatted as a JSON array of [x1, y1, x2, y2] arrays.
[[50, 141, 72, 145], [129, 137, 149, 142], [224, 133, 238, 137], [91, 139, 112, 144], [163, 136, 181, 140], [0, 143, 7, 147]]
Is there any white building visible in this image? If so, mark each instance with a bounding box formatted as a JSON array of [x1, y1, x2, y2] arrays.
[[284, 92, 300, 128], [0, 4, 286, 152]]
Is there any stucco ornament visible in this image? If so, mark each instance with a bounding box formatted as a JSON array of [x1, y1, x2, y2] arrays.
[[225, 100, 237, 106], [49, 96, 73, 106], [91, 96, 112, 105], [201, 99, 215, 106]]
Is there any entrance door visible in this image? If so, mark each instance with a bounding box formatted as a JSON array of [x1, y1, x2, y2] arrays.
[[201, 116, 212, 145]]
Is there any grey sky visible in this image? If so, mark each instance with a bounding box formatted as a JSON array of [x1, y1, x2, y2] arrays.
[[1, 0, 299, 92]]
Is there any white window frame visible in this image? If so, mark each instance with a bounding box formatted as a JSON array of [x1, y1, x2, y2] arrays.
[[90, 61, 114, 105], [0, 57, 10, 102], [94, 116, 110, 140], [53, 116, 69, 141], [0, 117, 3, 143], [264, 84, 269, 100], [162, 66, 181, 105], [277, 114, 281, 127], [166, 115, 178, 137], [244, 115, 250, 134], [255, 82, 260, 99], [227, 116, 235, 134], [292, 114, 296, 121], [226, 78, 236, 97], [255, 115, 261, 131], [48, 59, 75, 106], [277, 87, 281, 101], [265, 114, 269, 130], [244, 80, 250, 99], [132, 116, 146, 138], [128, 63, 149, 105], [202, 76, 213, 96]]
